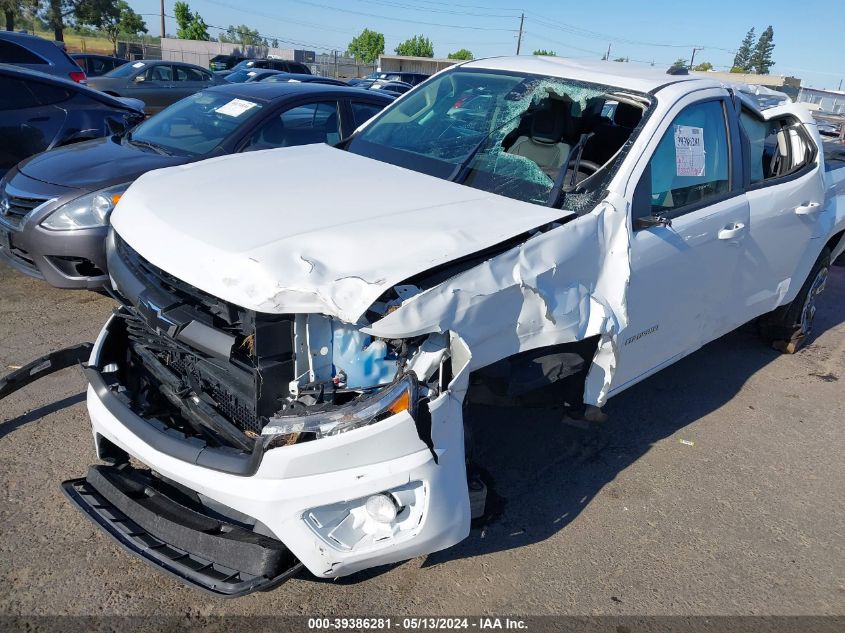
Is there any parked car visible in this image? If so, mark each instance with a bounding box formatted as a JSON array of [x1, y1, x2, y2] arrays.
[[349, 71, 429, 86], [0, 31, 86, 83], [60, 57, 845, 595], [815, 118, 841, 138], [223, 68, 285, 83], [0, 63, 144, 179], [260, 72, 348, 86], [70, 53, 127, 77], [209, 54, 248, 71], [221, 58, 312, 77], [87, 60, 223, 115], [355, 79, 413, 95], [0, 82, 392, 289]]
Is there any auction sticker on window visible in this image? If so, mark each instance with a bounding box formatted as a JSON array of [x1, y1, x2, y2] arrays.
[[674, 125, 705, 177], [215, 98, 259, 117]]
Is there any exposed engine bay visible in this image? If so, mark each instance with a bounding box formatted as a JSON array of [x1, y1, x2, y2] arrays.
[[100, 234, 451, 454]]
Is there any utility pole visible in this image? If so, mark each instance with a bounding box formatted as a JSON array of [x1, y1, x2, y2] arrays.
[[516, 13, 524, 55], [604, 43, 611, 61], [160, 0, 165, 38], [689, 46, 703, 69]]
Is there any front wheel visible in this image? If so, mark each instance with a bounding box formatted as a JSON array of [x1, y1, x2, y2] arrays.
[[757, 247, 831, 354]]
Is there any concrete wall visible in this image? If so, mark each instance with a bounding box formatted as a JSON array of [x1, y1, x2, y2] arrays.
[[690, 70, 801, 88], [159, 37, 295, 68], [378, 55, 458, 75]]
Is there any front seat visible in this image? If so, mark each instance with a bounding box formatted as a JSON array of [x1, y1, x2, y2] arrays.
[[582, 102, 643, 166], [152, 66, 171, 82], [247, 116, 287, 150], [324, 111, 340, 145], [508, 98, 572, 177]]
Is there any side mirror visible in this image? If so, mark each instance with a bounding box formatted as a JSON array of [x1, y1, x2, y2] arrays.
[[134, 75, 145, 83]]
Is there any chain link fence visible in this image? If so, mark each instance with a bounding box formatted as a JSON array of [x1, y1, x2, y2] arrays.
[[313, 53, 376, 79], [114, 41, 375, 79]]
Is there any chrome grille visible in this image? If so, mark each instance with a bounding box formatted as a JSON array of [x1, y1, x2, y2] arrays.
[[0, 186, 50, 227]]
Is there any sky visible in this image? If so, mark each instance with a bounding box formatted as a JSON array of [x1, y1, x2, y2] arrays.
[[126, 0, 844, 90]]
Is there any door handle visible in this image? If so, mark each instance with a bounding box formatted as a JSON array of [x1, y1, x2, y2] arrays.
[[794, 202, 821, 216], [718, 222, 746, 240]]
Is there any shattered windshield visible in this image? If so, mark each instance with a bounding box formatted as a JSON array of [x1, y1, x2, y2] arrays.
[[346, 68, 641, 206]]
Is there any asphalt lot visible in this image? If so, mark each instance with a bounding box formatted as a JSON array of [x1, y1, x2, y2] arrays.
[[0, 263, 843, 616]]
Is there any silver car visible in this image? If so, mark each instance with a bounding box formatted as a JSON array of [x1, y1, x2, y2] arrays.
[[87, 60, 224, 115]]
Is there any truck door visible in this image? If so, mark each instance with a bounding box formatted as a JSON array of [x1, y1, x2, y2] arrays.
[[610, 91, 750, 394], [732, 106, 826, 323]]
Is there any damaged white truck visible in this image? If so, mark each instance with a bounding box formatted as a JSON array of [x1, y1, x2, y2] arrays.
[[60, 57, 845, 596]]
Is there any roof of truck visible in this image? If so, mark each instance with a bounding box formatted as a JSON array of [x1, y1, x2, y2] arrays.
[[461, 56, 722, 94]]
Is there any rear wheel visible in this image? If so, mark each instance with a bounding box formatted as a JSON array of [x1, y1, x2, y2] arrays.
[[757, 247, 831, 354]]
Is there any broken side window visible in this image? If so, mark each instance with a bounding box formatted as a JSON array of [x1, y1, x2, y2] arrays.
[[346, 68, 647, 207], [739, 109, 816, 184]]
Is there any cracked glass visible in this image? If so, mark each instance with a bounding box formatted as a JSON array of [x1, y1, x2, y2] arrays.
[[347, 68, 628, 206]]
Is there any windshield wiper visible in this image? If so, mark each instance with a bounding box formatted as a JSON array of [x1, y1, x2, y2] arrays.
[[447, 111, 529, 184], [126, 133, 172, 156]]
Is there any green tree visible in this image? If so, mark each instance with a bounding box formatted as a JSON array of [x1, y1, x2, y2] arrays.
[[668, 58, 687, 72], [218, 24, 263, 46], [532, 49, 556, 56], [2, 0, 36, 31], [395, 34, 433, 57], [693, 61, 713, 71], [731, 27, 755, 72], [173, 1, 209, 41], [447, 48, 473, 60], [44, 0, 75, 41], [76, 0, 147, 53], [348, 28, 385, 63], [750, 25, 775, 74], [613, 56, 629, 62]]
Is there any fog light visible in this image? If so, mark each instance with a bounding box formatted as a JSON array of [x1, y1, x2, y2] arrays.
[[365, 494, 398, 524]]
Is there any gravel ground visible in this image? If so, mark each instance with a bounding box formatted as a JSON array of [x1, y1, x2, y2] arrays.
[[0, 263, 843, 617]]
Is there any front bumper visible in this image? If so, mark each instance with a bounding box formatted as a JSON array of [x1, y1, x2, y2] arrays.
[[79, 316, 471, 585], [0, 170, 109, 289], [63, 464, 303, 597]]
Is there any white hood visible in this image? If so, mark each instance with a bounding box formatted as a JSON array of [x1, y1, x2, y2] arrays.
[[111, 144, 570, 323]]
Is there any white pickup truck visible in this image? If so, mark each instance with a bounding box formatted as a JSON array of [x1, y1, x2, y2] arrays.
[[63, 57, 845, 596]]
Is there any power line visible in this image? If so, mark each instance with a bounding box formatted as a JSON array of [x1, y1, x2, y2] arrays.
[[198, 0, 505, 48], [291, 0, 517, 31], [202, 0, 356, 35], [526, 12, 735, 54], [163, 13, 348, 51], [348, 0, 519, 19]]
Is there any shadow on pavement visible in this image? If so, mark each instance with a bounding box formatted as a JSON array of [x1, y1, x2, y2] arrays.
[[0, 392, 86, 441], [419, 266, 845, 569]]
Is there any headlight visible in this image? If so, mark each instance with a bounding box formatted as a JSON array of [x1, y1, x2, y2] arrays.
[[261, 375, 418, 442], [41, 183, 130, 231]]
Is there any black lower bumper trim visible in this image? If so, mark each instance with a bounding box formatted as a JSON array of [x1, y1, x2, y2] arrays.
[[62, 464, 302, 597], [0, 343, 92, 400]]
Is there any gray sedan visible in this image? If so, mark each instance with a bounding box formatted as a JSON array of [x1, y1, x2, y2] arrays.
[[87, 60, 224, 114]]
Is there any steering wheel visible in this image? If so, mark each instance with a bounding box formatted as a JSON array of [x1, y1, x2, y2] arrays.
[[569, 159, 601, 176]]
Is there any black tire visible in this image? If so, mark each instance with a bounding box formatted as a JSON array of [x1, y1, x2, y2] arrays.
[[757, 247, 831, 354]]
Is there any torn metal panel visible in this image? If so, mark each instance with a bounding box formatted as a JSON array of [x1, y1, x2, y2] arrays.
[[365, 195, 631, 406]]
